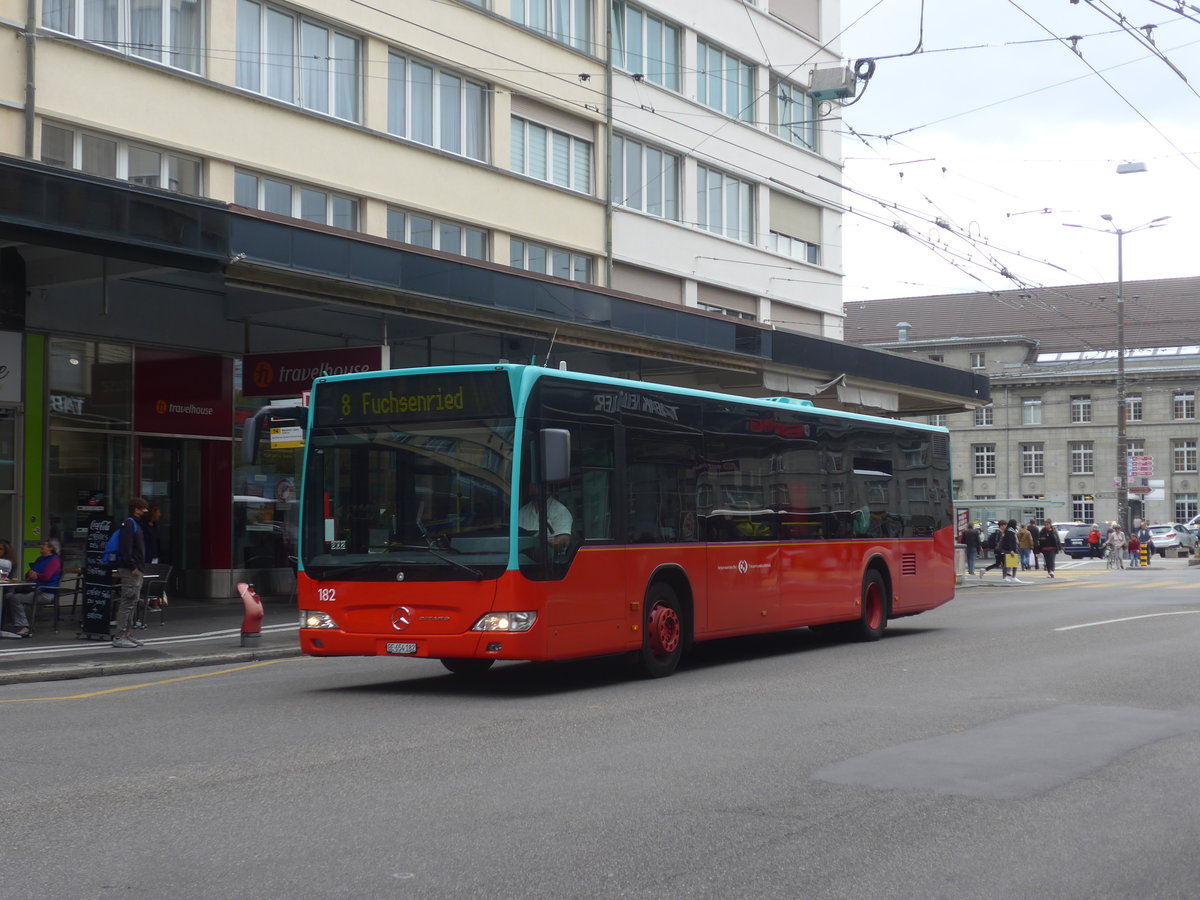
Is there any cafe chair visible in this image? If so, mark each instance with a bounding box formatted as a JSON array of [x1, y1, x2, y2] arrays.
[[30, 567, 83, 633]]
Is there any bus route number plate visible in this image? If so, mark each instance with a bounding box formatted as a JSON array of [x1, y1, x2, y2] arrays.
[[386, 642, 418, 655]]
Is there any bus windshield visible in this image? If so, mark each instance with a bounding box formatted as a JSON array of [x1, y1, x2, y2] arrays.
[[302, 419, 516, 580]]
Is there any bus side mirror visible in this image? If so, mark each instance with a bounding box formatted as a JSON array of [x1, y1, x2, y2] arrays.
[[540, 428, 571, 483], [242, 405, 308, 465]]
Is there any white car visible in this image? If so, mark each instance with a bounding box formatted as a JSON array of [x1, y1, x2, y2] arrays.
[[1146, 523, 1197, 557]]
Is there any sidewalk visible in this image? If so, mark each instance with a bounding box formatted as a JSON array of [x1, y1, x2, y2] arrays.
[[0, 594, 303, 686], [957, 552, 1197, 587]]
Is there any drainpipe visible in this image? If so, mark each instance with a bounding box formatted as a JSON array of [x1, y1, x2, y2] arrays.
[[603, 7, 614, 288], [23, 0, 37, 159]]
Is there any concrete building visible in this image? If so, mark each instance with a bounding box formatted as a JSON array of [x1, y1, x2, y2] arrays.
[[0, 0, 986, 597], [845, 277, 1200, 528]]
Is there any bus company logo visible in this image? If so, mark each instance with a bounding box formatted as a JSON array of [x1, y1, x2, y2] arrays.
[[392, 606, 413, 631], [716, 560, 771, 574], [155, 399, 168, 415], [252, 361, 275, 389]]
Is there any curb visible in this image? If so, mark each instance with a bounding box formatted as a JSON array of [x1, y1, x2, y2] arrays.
[[0, 646, 304, 687]]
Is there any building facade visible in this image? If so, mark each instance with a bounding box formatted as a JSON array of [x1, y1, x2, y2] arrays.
[[0, 0, 987, 598], [845, 278, 1200, 528]]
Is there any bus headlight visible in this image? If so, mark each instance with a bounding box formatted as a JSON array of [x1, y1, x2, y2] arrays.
[[471, 611, 537, 632], [301, 610, 339, 629]]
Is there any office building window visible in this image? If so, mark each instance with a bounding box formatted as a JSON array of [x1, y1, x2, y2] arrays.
[[1126, 394, 1142, 422], [235, 170, 358, 230], [697, 165, 754, 243], [696, 303, 755, 322], [1069, 442, 1093, 475], [927, 414, 947, 427], [1173, 439, 1198, 473], [1022, 397, 1042, 425], [511, 0, 592, 52], [1070, 395, 1092, 424], [387, 53, 488, 161], [769, 232, 820, 265], [1021, 443, 1044, 476], [1175, 493, 1198, 523], [772, 78, 817, 151], [1173, 391, 1195, 420], [1072, 494, 1095, 523], [611, 2, 680, 91], [973, 444, 995, 476], [387, 208, 487, 260], [511, 117, 593, 194], [611, 135, 679, 219], [41, 123, 202, 196], [236, 0, 361, 122], [510, 239, 591, 283], [970, 351, 985, 369], [43, 0, 204, 73], [974, 405, 993, 427], [696, 39, 754, 121]]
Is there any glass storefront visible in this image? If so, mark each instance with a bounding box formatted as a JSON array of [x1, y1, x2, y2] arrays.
[[47, 340, 134, 567]]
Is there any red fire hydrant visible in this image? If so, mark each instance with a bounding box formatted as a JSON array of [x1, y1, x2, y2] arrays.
[[237, 582, 264, 648]]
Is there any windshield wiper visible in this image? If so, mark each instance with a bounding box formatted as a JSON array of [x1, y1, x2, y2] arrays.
[[416, 518, 485, 579]]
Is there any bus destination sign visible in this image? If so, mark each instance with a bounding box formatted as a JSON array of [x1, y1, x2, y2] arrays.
[[313, 372, 513, 427]]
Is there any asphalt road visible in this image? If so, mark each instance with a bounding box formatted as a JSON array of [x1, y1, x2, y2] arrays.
[[3, 559, 1197, 899]]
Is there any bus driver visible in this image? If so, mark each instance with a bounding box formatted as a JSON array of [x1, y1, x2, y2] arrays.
[[518, 483, 573, 548]]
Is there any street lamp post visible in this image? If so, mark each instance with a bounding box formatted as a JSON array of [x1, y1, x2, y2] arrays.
[[1063, 213, 1170, 531]]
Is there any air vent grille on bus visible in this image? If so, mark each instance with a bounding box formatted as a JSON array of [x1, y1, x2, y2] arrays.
[[931, 433, 949, 459], [901, 553, 918, 577]]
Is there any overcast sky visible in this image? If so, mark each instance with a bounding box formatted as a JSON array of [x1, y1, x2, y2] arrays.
[[833, 0, 1199, 301]]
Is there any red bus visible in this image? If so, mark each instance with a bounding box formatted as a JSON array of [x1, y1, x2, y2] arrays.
[[246, 364, 955, 677]]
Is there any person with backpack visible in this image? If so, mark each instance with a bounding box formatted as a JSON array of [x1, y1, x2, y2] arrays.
[[110, 497, 149, 649]]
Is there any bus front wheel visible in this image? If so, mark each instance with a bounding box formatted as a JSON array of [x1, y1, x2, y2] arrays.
[[638, 583, 683, 678], [440, 658, 495, 676]]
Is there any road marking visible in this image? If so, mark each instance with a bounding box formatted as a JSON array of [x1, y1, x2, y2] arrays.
[[1055, 610, 1200, 632], [0, 658, 299, 703]]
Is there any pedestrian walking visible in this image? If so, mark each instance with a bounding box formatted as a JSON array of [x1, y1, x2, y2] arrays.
[[961, 522, 982, 575], [1037, 520, 1062, 578], [1017, 522, 1034, 570], [980, 521, 1008, 578], [111, 498, 150, 649]]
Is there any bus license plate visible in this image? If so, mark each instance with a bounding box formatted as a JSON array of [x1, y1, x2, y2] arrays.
[[386, 642, 418, 655]]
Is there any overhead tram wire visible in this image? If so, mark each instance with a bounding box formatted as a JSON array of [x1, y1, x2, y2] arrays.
[[1078, 0, 1200, 101], [1004, 0, 1200, 173]]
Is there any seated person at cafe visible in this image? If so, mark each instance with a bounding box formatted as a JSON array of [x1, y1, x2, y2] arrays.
[[3, 539, 63, 637]]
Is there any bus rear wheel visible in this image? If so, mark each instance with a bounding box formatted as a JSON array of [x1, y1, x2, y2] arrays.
[[638, 583, 683, 678], [850, 570, 888, 642], [440, 658, 495, 676]]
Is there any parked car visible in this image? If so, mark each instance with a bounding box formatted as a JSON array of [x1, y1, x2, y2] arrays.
[[1061, 524, 1098, 558], [1146, 523, 1197, 557]]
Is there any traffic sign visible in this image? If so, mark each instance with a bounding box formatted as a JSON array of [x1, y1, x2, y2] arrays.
[[1128, 485, 1153, 495]]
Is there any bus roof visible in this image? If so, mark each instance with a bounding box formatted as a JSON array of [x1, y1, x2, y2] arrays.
[[311, 363, 949, 435]]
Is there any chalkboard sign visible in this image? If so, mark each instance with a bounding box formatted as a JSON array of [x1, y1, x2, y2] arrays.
[[80, 517, 115, 639]]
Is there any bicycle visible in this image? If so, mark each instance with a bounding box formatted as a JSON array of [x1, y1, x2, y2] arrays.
[[1104, 545, 1116, 569]]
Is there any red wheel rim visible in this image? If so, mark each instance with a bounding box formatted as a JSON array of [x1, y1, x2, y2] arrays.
[[648, 602, 681, 656], [863, 581, 883, 630]]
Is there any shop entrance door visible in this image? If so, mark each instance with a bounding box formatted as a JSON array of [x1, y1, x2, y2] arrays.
[[139, 438, 201, 574]]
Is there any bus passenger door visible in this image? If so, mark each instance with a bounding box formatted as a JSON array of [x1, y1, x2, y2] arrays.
[[704, 507, 780, 632]]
